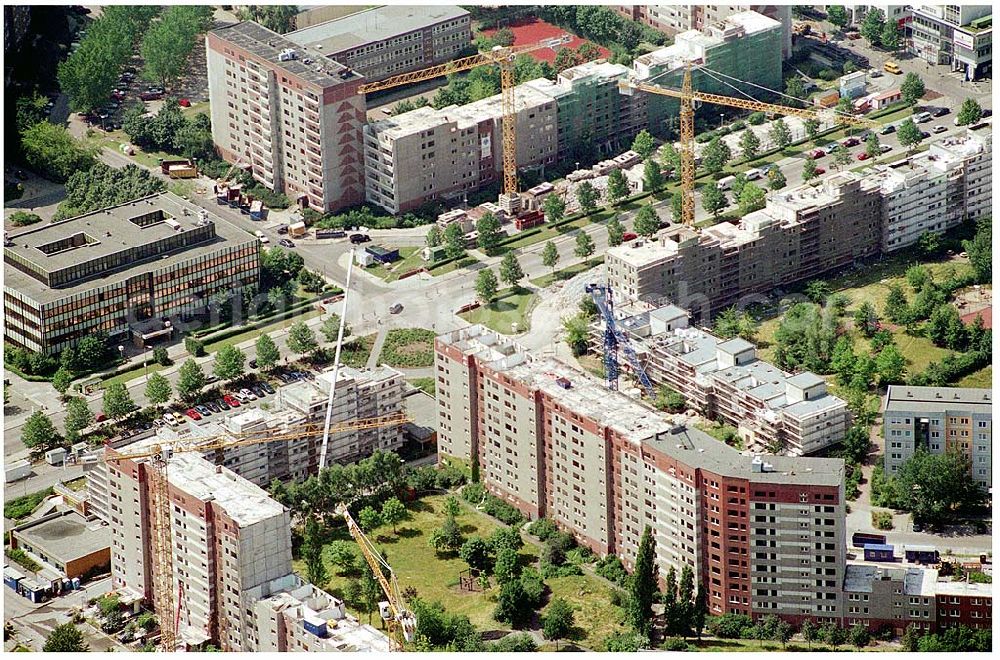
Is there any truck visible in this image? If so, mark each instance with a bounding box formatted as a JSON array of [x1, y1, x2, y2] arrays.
[[5, 459, 31, 483], [852, 532, 887, 548], [160, 159, 198, 179], [250, 200, 265, 221], [316, 229, 346, 240]]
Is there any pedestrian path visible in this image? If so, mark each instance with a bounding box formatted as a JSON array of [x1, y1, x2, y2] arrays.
[[367, 327, 389, 370]]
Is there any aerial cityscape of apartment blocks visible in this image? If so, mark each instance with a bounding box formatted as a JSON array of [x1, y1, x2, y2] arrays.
[[286, 6, 472, 83], [883, 385, 992, 489], [206, 21, 367, 212], [434, 326, 847, 623], [2, 193, 260, 355]]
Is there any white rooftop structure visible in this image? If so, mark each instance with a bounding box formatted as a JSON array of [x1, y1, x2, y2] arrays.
[[166, 453, 285, 527]]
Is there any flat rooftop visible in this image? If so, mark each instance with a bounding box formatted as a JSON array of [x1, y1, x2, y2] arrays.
[[211, 21, 361, 88], [4, 193, 256, 303], [168, 453, 285, 527], [933, 579, 993, 597], [13, 510, 109, 563], [287, 5, 468, 54], [844, 564, 938, 596], [885, 385, 992, 414]]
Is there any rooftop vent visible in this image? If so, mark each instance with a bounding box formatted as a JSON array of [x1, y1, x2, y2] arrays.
[[278, 48, 297, 62]]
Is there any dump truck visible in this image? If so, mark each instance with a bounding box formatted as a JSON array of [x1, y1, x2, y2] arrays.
[[160, 158, 198, 179]]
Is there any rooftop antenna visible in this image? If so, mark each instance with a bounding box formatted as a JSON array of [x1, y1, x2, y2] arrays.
[[318, 248, 355, 470]]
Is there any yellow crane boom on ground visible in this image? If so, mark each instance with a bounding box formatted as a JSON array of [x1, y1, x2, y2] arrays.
[[104, 412, 409, 651], [619, 66, 880, 226], [357, 35, 572, 203], [338, 505, 416, 651]]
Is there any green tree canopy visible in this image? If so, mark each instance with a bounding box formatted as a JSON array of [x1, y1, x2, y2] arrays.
[[475, 268, 499, 303], [633, 204, 660, 237], [606, 168, 629, 205], [255, 334, 281, 371], [145, 372, 172, 406], [177, 358, 206, 401], [103, 382, 135, 420], [287, 321, 318, 355], [44, 623, 89, 652], [213, 344, 246, 382], [631, 129, 655, 159], [498, 252, 524, 288], [475, 212, 503, 255]]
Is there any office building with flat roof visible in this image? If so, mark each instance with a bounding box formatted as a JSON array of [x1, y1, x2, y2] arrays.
[[883, 385, 992, 489], [206, 21, 367, 213], [435, 326, 846, 625], [286, 5, 471, 83], [910, 5, 992, 80], [3, 193, 259, 355]]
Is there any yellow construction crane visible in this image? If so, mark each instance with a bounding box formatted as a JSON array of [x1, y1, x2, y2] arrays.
[[338, 505, 416, 651], [104, 412, 409, 651], [357, 35, 572, 207], [620, 66, 880, 226]]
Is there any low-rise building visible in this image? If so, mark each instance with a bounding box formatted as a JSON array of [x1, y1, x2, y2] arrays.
[[286, 6, 471, 84], [933, 579, 993, 630], [9, 509, 110, 582], [843, 564, 937, 633], [3, 193, 259, 355], [883, 385, 992, 489]]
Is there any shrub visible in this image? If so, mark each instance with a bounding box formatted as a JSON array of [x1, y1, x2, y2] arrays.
[[9, 211, 42, 226], [379, 329, 436, 368], [747, 112, 766, 125], [4, 487, 54, 520], [595, 554, 628, 585], [872, 510, 894, 530], [709, 613, 754, 639], [6, 548, 42, 572], [527, 517, 558, 541]]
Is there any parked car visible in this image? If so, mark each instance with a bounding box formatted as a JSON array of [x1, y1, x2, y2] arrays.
[[216, 398, 231, 411], [879, 144, 893, 153], [389, 303, 404, 314], [814, 167, 826, 175], [178, 98, 191, 107], [920, 130, 931, 139], [249, 359, 258, 369], [857, 152, 870, 161], [239, 388, 257, 401], [622, 232, 638, 242], [185, 408, 202, 421], [95, 412, 108, 423], [811, 149, 826, 158], [279, 238, 295, 248], [205, 401, 221, 413], [842, 137, 860, 147], [349, 233, 371, 244], [223, 394, 241, 407], [195, 405, 211, 417], [162, 413, 180, 427], [277, 225, 289, 235], [869, 69, 883, 78], [880, 124, 896, 135], [823, 143, 840, 153], [932, 125, 947, 134], [933, 107, 950, 117], [915, 111, 932, 123], [259, 381, 275, 394], [251, 385, 266, 398]]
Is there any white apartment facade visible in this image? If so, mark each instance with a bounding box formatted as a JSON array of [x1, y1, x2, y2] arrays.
[[910, 5, 993, 80]]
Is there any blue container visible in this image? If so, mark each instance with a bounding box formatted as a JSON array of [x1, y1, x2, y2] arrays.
[[863, 544, 895, 562], [72, 577, 81, 589], [303, 618, 328, 638], [4, 575, 20, 590]]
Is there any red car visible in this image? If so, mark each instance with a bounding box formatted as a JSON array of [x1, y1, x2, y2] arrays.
[[185, 408, 202, 421], [622, 232, 638, 242], [223, 394, 241, 407], [857, 152, 870, 161], [815, 167, 827, 175], [95, 412, 107, 423], [811, 149, 826, 158], [178, 98, 191, 107], [842, 137, 860, 147]]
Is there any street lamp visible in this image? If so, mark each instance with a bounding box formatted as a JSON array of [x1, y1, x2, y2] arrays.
[[143, 344, 149, 381], [719, 113, 725, 129], [117, 345, 125, 363]]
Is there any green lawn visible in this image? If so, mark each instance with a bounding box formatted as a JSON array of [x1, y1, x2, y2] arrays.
[[100, 361, 170, 390], [338, 334, 376, 369], [429, 255, 479, 277], [202, 308, 323, 354], [379, 328, 436, 368], [958, 365, 991, 388], [408, 377, 436, 396], [530, 257, 604, 288], [459, 288, 539, 334], [500, 216, 595, 252], [688, 638, 847, 652], [366, 247, 423, 282], [546, 574, 628, 650]]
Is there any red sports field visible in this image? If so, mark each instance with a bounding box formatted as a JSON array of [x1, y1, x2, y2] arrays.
[[481, 18, 611, 65]]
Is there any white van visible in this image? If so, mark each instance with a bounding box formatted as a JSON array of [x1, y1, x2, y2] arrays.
[[915, 112, 932, 124], [717, 175, 736, 191], [744, 168, 763, 181], [254, 230, 270, 244]]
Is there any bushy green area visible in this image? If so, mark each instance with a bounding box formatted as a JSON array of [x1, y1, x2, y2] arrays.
[[379, 329, 436, 368]]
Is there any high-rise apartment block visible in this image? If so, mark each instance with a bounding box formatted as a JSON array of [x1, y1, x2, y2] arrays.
[[206, 22, 367, 212], [883, 385, 992, 490], [910, 5, 992, 80], [591, 304, 851, 455], [606, 172, 882, 318], [3, 193, 259, 355], [286, 6, 471, 83], [613, 5, 792, 57], [435, 326, 846, 624]]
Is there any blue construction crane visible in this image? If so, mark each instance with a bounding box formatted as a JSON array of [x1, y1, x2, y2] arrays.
[[588, 284, 656, 398]]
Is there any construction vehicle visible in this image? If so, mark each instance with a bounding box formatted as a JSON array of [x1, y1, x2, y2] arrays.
[[160, 158, 198, 179], [590, 284, 655, 397], [357, 35, 572, 215], [619, 65, 880, 226], [103, 413, 409, 651], [338, 505, 416, 651]]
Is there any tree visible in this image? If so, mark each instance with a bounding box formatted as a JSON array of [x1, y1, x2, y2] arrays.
[[303, 516, 328, 588], [881, 20, 901, 51], [430, 514, 464, 553], [358, 506, 382, 532], [606, 168, 629, 205], [850, 622, 871, 649], [20, 122, 96, 183], [785, 76, 807, 107], [827, 6, 849, 28], [768, 119, 792, 149], [443, 496, 461, 519], [44, 623, 88, 652], [103, 382, 135, 420], [493, 546, 519, 584], [805, 279, 832, 304], [554, 46, 582, 72], [898, 118, 923, 149], [606, 215, 625, 247], [442, 222, 466, 260], [803, 155, 819, 180], [927, 304, 962, 348], [767, 167, 786, 190], [875, 343, 906, 385], [631, 129, 655, 159], [493, 27, 515, 47], [562, 314, 590, 356], [213, 344, 246, 382], [831, 337, 857, 387], [474, 268, 499, 304], [654, 385, 686, 413], [963, 217, 991, 283], [633, 204, 660, 238], [425, 225, 442, 248], [642, 158, 665, 191], [836, 96, 855, 123], [800, 619, 818, 649], [145, 372, 172, 406], [494, 579, 532, 627], [475, 212, 503, 255], [185, 336, 206, 357], [901, 72, 926, 105], [543, 193, 566, 223], [895, 449, 984, 524], [862, 135, 880, 162], [883, 284, 910, 323], [860, 8, 885, 47], [834, 146, 853, 169], [460, 536, 493, 574], [255, 334, 280, 371], [659, 143, 680, 178], [177, 358, 206, 401], [64, 397, 95, 442], [701, 136, 731, 173], [670, 190, 684, 223], [576, 181, 599, 213], [804, 119, 820, 141], [737, 182, 766, 215], [853, 301, 880, 337], [499, 252, 524, 289], [357, 562, 382, 625], [604, 631, 648, 651], [701, 183, 727, 218], [575, 232, 596, 259], [52, 368, 73, 397], [287, 321, 318, 355], [152, 347, 171, 366], [714, 307, 757, 341], [542, 598, 575, 648], [627, 526, 657, 636], [381, 497, 407, 534], [957, 98, 984, 126], [738, 129, 761, 161]]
